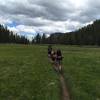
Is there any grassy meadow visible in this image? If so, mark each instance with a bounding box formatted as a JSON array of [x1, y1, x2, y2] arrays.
[[0, 44, 100, 100]]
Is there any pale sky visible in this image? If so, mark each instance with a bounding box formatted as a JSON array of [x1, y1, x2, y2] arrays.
[[0, 0, 100, 39]]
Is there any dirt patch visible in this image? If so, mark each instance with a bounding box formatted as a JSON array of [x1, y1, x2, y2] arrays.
[[53, 67, 70, 100], [59, 73, 70, 100]]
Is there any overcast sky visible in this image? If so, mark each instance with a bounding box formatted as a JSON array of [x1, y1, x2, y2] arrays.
[[0, 0, 100, 39]]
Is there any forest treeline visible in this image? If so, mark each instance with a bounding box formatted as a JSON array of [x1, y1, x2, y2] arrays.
[[0, 24, 29, 44], [0, 19, 100, 45], [32, 19, 100, 45]]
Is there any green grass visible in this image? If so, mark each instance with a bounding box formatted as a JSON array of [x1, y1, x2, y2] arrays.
[[0, 44, 60, 100], [60, 46, 100, 100], [0, 44, 100, 100]]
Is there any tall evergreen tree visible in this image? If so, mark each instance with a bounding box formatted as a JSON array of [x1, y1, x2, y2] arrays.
[[34, 33, 41, 44], [41, 33, 46, 44]]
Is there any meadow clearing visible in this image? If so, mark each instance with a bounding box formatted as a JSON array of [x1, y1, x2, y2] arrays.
[[0, 44, 100, 100]]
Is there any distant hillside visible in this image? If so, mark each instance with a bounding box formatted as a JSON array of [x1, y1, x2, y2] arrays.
[[46, 19, 100, 45]]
